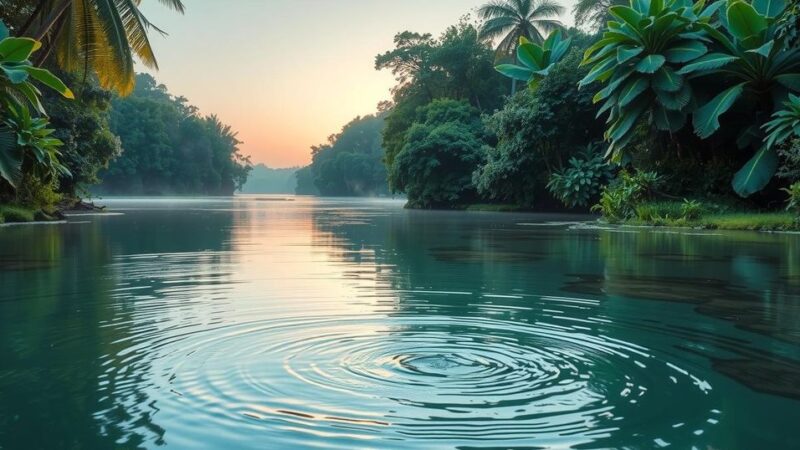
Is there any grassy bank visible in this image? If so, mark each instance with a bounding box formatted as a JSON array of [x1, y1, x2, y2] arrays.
[[618, 201, 799, 232], [0, 205, 36, 224], [0, 205, 65, 224]]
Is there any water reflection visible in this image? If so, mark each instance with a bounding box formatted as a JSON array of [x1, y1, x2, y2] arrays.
[[0, 197, 798, 449]]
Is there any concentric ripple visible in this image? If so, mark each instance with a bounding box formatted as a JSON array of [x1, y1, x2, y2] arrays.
[[146, 314, 718, 449]]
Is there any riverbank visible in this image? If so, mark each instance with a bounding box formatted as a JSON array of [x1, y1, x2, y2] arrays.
[[0, 200, 107, 224], [612, 200, 799, 232]]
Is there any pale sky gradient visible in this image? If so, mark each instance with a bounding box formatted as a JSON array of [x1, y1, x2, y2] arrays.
[[140, 0, 576, 168]]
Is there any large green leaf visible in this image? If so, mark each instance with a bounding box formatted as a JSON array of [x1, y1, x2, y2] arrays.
[[0, 37, 40, 62], [580, 57, 617, 87], [517, 43, 544, 70], [24, 67, 75, 99], [1, 65, 29, 83], [726, 1, 767, 41], [752, 0, 786, 18], [656, 82, 692, 110], [610, 6, 644, 28], [775, 74, 800, 91], [732, 146, 778, 197], [634, 54, 666, 73], [746, 40, 774, 57], [617, 46, 644, 64], [618, 77, 649, 106], [495, 64, 532, 81], [664, 40, 708, 63], [693, 83, 745, 138], [652, 66, 683, 92], [677, 53, 737, 74], [0, 127, 22, 188]]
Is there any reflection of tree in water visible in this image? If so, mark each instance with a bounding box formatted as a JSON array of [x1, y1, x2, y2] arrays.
[[563, 229, 800, 400], [310, 207, 608, 319], [311, 208, 800, 402], [0, 209, 236, 449]]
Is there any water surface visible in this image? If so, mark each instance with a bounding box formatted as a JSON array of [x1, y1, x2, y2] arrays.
[[1, 197, 799, 449]]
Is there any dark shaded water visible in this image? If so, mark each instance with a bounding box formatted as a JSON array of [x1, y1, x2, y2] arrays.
[[1, 197, 799, 449]]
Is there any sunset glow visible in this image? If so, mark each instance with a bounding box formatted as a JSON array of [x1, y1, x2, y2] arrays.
[[139, 0, 575, 168]]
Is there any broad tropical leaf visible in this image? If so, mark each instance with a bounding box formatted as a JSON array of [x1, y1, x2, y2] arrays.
[[732, 146, 778, 197], [0, 127, 22, 188], [693, 83, 745, 138]]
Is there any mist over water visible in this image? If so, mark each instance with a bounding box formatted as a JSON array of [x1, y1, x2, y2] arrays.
[[1, 197, 799, 449]]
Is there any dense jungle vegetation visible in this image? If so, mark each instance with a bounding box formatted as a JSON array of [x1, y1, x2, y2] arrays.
[[294, 0, 800, 229], [0, 0, 250, 221], [1, 0, 798, 229]]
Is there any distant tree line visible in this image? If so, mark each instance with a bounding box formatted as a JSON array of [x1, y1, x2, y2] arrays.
[[97, 74, 251, 196]]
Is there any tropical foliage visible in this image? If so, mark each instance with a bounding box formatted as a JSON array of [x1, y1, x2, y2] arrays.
[[547, 144, 614, 208], [593, 170, 663, 221], [0, 20, 73, 198], [391, 99, 491, 208], [19, 0, 185, 95], [478, 0, 564, 52], [581, 0, 800, 198], [304, 114, 388, 197], [98, 74, 251, 195], [495, 30, 572, 89], [475, 41, 603, 207]]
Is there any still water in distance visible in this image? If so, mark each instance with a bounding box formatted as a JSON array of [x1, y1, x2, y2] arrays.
[[1, 196, 799, 449]]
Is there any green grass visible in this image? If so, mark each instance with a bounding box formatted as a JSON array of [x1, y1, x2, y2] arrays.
[[0, 205, 36, 223], [620, 200, 799, 231], [701, 213, 798, 231]]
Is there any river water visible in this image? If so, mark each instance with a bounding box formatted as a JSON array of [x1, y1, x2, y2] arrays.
[[1, 196, 799, 449]]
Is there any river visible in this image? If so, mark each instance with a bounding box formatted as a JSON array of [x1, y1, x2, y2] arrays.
[[1, 196, 798, 449]]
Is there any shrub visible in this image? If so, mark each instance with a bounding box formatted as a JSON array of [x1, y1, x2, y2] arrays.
[[778, 139, 800, 183], [680, 199, 705, 221], [547, 145, 613, 208], [784, 182, 800, 217], [593, 170, 662, 222], [15, 174, 62, 210], [0, 206, 34, 223], [391, 100, 490, 209]]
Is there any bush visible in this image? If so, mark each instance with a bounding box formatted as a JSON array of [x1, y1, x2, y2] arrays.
[[547, 145, 613, 208], [0, 206, 35, 223], [15, 174, 62, 211], [778, 139, 800, 183], [474, 46, 603, 207], [784, 182, 800, 217], [391, 100, 490, 209], [593, 170, 663, 222], [680, 199, 705, 221]]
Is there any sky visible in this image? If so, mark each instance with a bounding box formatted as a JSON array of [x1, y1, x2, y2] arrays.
[[140, 0, 576, 168]]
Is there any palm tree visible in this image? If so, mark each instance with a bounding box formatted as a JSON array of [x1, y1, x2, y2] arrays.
[[478, 0, 564, 54], [19, 0, 184, 95], [478, 0, 564, 94], [573, 0, 625, 31]]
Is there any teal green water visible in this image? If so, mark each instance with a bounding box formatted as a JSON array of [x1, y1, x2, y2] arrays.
[[1, 197, 799, 449]]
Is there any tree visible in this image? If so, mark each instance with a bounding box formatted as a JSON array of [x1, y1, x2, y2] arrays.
[[572, 0, 625, 31], [478, 0, 565, 93], [1, 20, 73, 204], [99, 73, 251, 195], [581, 0, 800, 198], [391, 99, 490, 208], [304, 114, 388, 196], [17, 0, 184, 95], [475, 44, 603, 207], [376, 21, 505, 174]]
